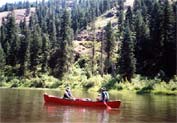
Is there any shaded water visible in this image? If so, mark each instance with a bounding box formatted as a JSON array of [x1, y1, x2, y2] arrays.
[[0, 88, 176, 123]]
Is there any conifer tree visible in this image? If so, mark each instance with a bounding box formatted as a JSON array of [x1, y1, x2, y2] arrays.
[[18, 19, 30, 76], [48, 17, 57, 48], [160, 0, 176, 78], [104, 22, 115, 74], [6, 13, 20, 66], [41, 33, 49, 72], [134, 10, 150, 74], [0, 20, 7, 62], [118, 24, 136, 81], [52, 9, 74, 78], [0, 39, 5, 68], [30, 25, 42, 76], [148, 2, 163, 76]]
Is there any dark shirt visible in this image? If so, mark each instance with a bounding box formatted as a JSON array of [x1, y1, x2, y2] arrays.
[[63, 90, 72, 99], [101, 91, 109, 102]]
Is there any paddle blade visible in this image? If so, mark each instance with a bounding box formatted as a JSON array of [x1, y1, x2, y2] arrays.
[[104, 102, 112, 110]]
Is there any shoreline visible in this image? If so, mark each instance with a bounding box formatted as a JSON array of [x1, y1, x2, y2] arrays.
[[0, 86, 176, 96]]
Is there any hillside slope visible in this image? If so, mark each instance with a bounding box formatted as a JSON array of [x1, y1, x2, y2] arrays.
[[0, 8, 35, 26], [74, 0, 135, 55]]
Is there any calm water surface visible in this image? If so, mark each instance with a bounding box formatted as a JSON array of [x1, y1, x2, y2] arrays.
[[0, 88, 176, 123]]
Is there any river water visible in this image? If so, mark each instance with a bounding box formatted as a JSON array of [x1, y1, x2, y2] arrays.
[[0, 88, 176, 123]]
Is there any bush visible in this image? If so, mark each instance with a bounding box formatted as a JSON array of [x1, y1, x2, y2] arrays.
[[83, 81, 95, 89], [136, 84, 154, 94], [103, 76, 120, 90], [29, 78, 45, 88], [49, 81, 63, 88], [115, 83, 123, 90]]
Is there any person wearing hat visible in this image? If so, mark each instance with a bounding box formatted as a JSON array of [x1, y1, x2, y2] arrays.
[[97, 87, 109, 102], [63, 87, 74, 100]]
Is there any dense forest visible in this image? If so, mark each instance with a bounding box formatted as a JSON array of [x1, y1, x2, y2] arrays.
[[0, 0, 176, 92]]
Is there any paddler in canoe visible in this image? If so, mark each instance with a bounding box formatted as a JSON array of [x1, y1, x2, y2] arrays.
[[63, 87, 75, 100], [97, 87, 109, 102]]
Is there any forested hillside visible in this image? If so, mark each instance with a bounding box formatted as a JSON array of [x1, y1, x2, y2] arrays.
[[0, 0, 176, 92]]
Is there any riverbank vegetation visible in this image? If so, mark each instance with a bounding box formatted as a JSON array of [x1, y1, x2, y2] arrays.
[[0, 0, 176, 96]]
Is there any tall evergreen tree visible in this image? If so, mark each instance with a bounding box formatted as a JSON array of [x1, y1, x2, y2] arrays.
[[41, 33, 49, 72], [30, 25, 42, 76], [133, 0, 142, 12], [104, 22, 115, 74], [48, 17, 57, 49], [134, 10, 150, 74], [118, 0, 124, 11], [160, 0, 176, 78], [118, 25, 136, 81], [90, 21, 96, 75], [6, 13, 20, 66], [52, 9, 74, 78], [117, 10, 124, 40], [18, 19, 30, 76], [0, 40, 5, 68], [0, 19, 8, 63]]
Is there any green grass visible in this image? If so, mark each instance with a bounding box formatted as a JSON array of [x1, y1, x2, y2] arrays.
[[0, 65, 177, 96]]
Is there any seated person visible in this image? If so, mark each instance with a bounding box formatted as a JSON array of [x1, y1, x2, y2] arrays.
[[63, 87, 74, 100], [96, 87, 109, 102]]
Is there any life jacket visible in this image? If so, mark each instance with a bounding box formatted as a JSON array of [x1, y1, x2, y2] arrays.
[[63, 90, 71, 99], [101, 91, 109, 102]]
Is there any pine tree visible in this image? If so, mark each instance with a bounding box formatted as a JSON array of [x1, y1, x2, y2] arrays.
[[48, 16, 57, 48], [0, 39, 5, 68], [104, 22, 115, 74], [6, 13, 20, 66], [30, 25, 42, 76], [125, 6, 134, 31], [118, 0, 124, 11], [52, 9, 74, 78], [100, 29, 105, 77], [117, 10, 124, 40], [118, 24, 136, 81], [160, 0, 176, 78], [0, 20, 8, 64], [90, 21, 96, 75], [133, 0, 142, 12], [18, 19, 30, 76], [134, 10, 150, 74], [41, 33, 49, 72], [148, 2, 164, 76]]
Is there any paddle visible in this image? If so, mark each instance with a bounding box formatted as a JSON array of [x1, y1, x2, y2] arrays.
[[104, 101, 112, 110]]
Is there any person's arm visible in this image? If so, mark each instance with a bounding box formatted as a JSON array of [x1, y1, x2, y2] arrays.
[[101, 92, 106, 102], [64, 91, 71, 98], [68, 91, 75, 99]]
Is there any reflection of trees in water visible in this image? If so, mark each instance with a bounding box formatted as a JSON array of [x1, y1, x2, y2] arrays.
[[117, 94, 177, 122], [97, 110, 109, 123], [44, 104, 121, 123]]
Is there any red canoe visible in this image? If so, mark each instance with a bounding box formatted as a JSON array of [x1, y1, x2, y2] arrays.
[[44, 94, 121, 108]]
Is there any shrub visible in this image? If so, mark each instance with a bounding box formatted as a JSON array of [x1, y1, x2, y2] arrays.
[[136, 82, 154, 94], [83, 81, 95, 89], [29, 78, 45, 88], [49, 81, 63, 88]]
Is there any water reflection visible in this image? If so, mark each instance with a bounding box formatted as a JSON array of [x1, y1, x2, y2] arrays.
[[1, 88, 176, 123], [44, 103, 121, 123]]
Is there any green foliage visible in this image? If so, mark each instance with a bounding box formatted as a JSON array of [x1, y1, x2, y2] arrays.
[[0, 0, 176, 95], [29, 78, 45, 88], [83, 81, 95, 89], [0, 43, 5, 67], [29, 24, 42, 76], [41, 34, 49, 72], [18, 19, 30, 76], [118, 25, 136, 81], [104, 22, 115, 74]]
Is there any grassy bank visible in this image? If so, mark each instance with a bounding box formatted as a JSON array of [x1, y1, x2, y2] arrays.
[[0, 67, 177, 96]]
